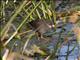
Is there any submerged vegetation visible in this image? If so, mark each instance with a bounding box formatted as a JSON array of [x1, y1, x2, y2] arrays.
[[0, 0, 80, 60]]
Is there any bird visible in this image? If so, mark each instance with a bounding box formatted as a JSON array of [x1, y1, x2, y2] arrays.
[[29, 19, 51, 40]]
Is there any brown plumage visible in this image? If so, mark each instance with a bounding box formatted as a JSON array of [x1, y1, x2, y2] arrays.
[[29, 19, 50, 39]]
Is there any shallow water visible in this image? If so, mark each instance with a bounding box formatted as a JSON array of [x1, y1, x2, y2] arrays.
[[58, 43, 79, 60]]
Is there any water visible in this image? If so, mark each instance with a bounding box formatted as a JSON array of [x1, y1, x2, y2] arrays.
[[58, 43, 79, 60]]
